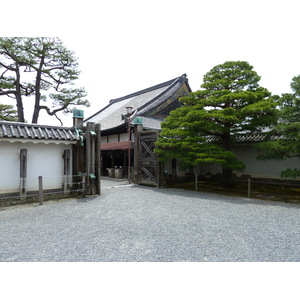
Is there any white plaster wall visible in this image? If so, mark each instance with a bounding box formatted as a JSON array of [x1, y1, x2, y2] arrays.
[[119, 133, 128, 142], [101, 136, 107, 144], [0, 142, 20, 193], [233, 145, 299, 179], [193, 144, 299, 179], [0, 141, 73, 193], [108, 134, 118, 143]]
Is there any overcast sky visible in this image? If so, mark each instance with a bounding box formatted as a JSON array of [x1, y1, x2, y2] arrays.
[[2, 0, 298, 293], [2, 0, 300, 126]]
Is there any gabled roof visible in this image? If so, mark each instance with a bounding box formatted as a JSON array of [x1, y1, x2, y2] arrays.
[[84, 74, 191, 131], [0, 120, 78, 143]]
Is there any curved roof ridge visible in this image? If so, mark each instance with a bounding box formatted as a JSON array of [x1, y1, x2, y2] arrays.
[[110, 74, 186, 104], [136, 74, 189, 115], [84, 74, 187, 123]]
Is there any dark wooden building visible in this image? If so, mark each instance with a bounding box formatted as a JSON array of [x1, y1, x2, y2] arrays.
[[84, 74, 192, 186]]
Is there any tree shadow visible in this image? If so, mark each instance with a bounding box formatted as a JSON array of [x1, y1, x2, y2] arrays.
[[129, 184, 300, 209]]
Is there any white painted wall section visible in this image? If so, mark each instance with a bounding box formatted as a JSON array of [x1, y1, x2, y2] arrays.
[[0, 141, 73, 193]]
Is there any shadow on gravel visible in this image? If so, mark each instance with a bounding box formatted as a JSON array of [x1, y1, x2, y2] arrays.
[[129, 184, 300, 209], [76, 195, 99, 203]]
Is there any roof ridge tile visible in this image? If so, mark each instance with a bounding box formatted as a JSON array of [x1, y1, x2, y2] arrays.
[[0, 120, 78, 141]]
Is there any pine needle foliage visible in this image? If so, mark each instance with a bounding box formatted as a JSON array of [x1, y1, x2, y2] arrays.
[[258, 75, 300, 178], [156, 61, 277, 180], [0, 37, 89, 125]]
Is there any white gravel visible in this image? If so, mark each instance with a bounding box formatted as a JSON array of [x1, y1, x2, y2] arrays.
[[1, 177, 300, 261]]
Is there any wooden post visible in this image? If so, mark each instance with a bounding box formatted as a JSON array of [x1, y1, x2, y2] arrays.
[[19, 149, 27, 199], [248, 178, 251, 198], [134, 124, 143, 184], [63, 149, 70, 194], [73, 115, 84, 129], [155, 130, 160, 188], [82, 174, 86, 197], [38, 176, 43, 205], [95, 123, 101, 195], [86, 122, 97, 195], [91, 134, 96, 195], [73, 109, 85, 179], [195, 170, 198, 191], [172, 159, 177, 180], [85, 122, 92, 195], [128, 115, 131, 184]]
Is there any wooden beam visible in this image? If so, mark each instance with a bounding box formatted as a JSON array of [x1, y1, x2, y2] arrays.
[[95, 123, 101, 195], [86, 122, 97, 195], [19, 149, 27, 198], [38, 176, 43, 205], [63, 149, 71, 194], [85, 122, 92, 195], [134, 124, 143, 184], [101, 141, 131, 150]]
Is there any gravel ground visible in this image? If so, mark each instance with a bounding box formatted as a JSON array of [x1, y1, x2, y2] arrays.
[[1, 177, 300, 262]]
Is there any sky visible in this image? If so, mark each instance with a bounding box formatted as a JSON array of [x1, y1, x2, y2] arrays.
[[2, 0, 299, 294], [2, 0, 300, 128]]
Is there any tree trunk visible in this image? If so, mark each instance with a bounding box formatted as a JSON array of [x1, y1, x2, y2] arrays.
[[31, 50, 45, 124], [15, 93, 25, 122], [15, 65, 25, 122], [31, 71, 41, 123], [31, 91, 40, 123]]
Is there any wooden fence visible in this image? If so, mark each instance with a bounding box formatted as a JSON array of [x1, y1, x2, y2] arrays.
[[0, 174, 87, 207]]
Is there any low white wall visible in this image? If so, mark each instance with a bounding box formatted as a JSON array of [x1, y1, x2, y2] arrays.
[[233, 145, 299, 179], [0, 141, 73, 193], [196, 145, 299, 180], [169, 144, 299, 180], [102, 133, 129, 144]]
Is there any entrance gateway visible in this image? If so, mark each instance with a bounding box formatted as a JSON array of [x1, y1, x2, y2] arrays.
[[137, 130, 160, 187]]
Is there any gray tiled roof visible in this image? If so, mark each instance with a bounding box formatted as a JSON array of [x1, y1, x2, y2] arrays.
[[0, 121, 78, 142], [206, 133, 283, 144], [138, 116, 163, 130], [84, 74, 190, 131], [235, 134, 284, 143], [234, 134, 267, 143]]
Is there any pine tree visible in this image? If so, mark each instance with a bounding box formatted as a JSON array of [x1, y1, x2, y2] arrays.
[[0, 37, 89, 125], [258, 75, 300, 178], [0, 104, 18, 121], [156, 61, 277, 183]]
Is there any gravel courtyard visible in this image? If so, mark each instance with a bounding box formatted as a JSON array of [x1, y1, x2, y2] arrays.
[[1, 177, 300, 262]]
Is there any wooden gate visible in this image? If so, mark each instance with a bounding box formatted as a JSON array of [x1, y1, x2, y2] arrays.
[[137, 131, 160, 187]]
